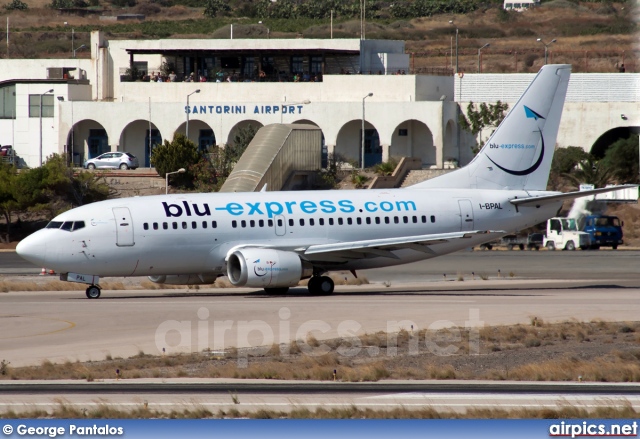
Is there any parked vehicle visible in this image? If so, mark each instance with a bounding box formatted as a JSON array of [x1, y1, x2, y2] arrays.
[[477, 233, 543, 251], [581, 214, 623, 249], [84, 152, 139, 170], [543, 217, 591, 251], [526, 233, 544, 250]]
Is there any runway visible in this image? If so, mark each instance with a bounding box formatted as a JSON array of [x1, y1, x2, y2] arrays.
[[2, 250, 640, 415], [2, 381, 639, 414], [1, 251, 640, 366]]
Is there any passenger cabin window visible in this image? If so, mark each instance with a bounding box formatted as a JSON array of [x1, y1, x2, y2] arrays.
[[347, 218, 352, 225], [338, 218, 343, 226], [430, 215, 436, 223], [319, 218, 325, 226], [250, 220, 255, 227], [309, 218, 315, 226], [202, 221, 208, 229], [163, 222, 168, 230], [329, 218, 334, 226], [268, 219, 274, 227], [143, 223, 149, 230], [173, 222, 178, 230], [153, 222, 158, 230], [182, 222, 187, 229], [299, 219, 305, 226], [232, 220, 237, 228], [289, 219, 294, 226], [192, 221, 197, 229], [241, 220, 246, 228], [212, 221, 218, 228], [259, 220, 264, 227]]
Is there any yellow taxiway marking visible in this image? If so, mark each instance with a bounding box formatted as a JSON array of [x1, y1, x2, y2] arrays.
[[0, 316, 76, 339]]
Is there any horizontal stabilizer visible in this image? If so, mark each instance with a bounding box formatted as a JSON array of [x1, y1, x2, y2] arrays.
[[510, 184, 639, 207]]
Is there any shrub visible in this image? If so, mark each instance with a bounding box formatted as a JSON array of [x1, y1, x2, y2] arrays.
[[4, 0, 28, 10], [373, 158, 398, 176], [150, 133, 201, 188]]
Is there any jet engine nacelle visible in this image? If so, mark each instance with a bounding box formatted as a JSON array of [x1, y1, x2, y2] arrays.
[[148, 274, 219, 285], [227, 249, 312, 288]]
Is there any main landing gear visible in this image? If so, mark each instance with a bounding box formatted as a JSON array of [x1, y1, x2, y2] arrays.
[[307, 275, 335, 295], [85, 285, 101, 299]]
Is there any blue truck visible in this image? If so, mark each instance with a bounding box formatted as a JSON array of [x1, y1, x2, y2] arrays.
[[581, 214, 624, 250]]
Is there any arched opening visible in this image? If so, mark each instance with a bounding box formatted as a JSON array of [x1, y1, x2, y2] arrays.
[[293, 119, 327, 167], [227, 120, 263, 146], [391, 120, 434, 166], [336, 120, 381, 168], [67, 119, 108, 166], [175, 120, 216, 152], [119, 120, 162, 168], [443, 120, 457, 166], [591, 127, 639, 159]]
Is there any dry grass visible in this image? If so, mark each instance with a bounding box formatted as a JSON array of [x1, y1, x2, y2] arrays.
[[2, 402, 638, 419], [4, 320, 640, 383]]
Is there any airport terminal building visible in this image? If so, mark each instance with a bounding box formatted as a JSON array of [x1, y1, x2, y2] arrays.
[[0, 31, 637, 170]]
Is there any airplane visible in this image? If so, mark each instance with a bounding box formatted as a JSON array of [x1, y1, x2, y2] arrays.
[[16, 64, 635, 299]]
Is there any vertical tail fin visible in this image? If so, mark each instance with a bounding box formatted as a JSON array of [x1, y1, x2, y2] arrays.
[[413, 64, 571, 191]]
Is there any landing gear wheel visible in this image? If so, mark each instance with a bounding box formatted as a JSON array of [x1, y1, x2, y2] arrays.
[[308, 276, 334, 295], [263, 287, 289, 294], [86, 285, 101, 299], [546, 242, 555, 251]]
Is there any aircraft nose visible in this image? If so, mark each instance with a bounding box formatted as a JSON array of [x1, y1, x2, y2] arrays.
[[16, 233, 48, 267]]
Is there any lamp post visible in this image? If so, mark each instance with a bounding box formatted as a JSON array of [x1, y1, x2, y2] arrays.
[[39, 88, 54, 167], [537, 38, 556, 65], [361, 92, 373, 170], [166, 168, 186, 194], [449, 20, 458, 74], [73, 44, 86, 59], [258, 21, 269, 39], [477, 43, 490, 73], [280, 99, 310, 124], [185, 89, 201, 141]]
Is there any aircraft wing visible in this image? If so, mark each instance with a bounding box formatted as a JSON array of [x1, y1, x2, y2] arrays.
[[510, 184, 638, 207], [299, 230, 505, 262]]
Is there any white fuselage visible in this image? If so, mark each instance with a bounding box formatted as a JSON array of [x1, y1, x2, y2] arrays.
[[18, 188, 560, 278]]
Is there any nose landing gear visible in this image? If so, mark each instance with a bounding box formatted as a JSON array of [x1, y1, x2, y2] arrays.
[[86, 285, 101, 299]]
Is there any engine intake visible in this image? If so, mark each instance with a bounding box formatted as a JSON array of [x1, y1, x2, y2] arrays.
[[227, 249, 311, 288]]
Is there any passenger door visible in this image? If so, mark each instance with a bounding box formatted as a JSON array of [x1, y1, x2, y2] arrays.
[[113, 207, 135, 246]]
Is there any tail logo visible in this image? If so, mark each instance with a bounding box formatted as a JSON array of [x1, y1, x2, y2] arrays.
[[524, 105, 545, 121], [487, 126, 544, 177]]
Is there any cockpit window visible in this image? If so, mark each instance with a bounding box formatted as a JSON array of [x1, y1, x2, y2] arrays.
[[46, 221, 63, 229], [60, 221, 73, 231], [72, 221, 85, 231]]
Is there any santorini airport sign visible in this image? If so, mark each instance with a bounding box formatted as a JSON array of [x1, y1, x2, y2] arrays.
[[185, 104, 306, 115]]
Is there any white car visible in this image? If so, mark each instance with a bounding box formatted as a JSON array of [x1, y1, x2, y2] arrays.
[[84, 152, 139, 170]]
